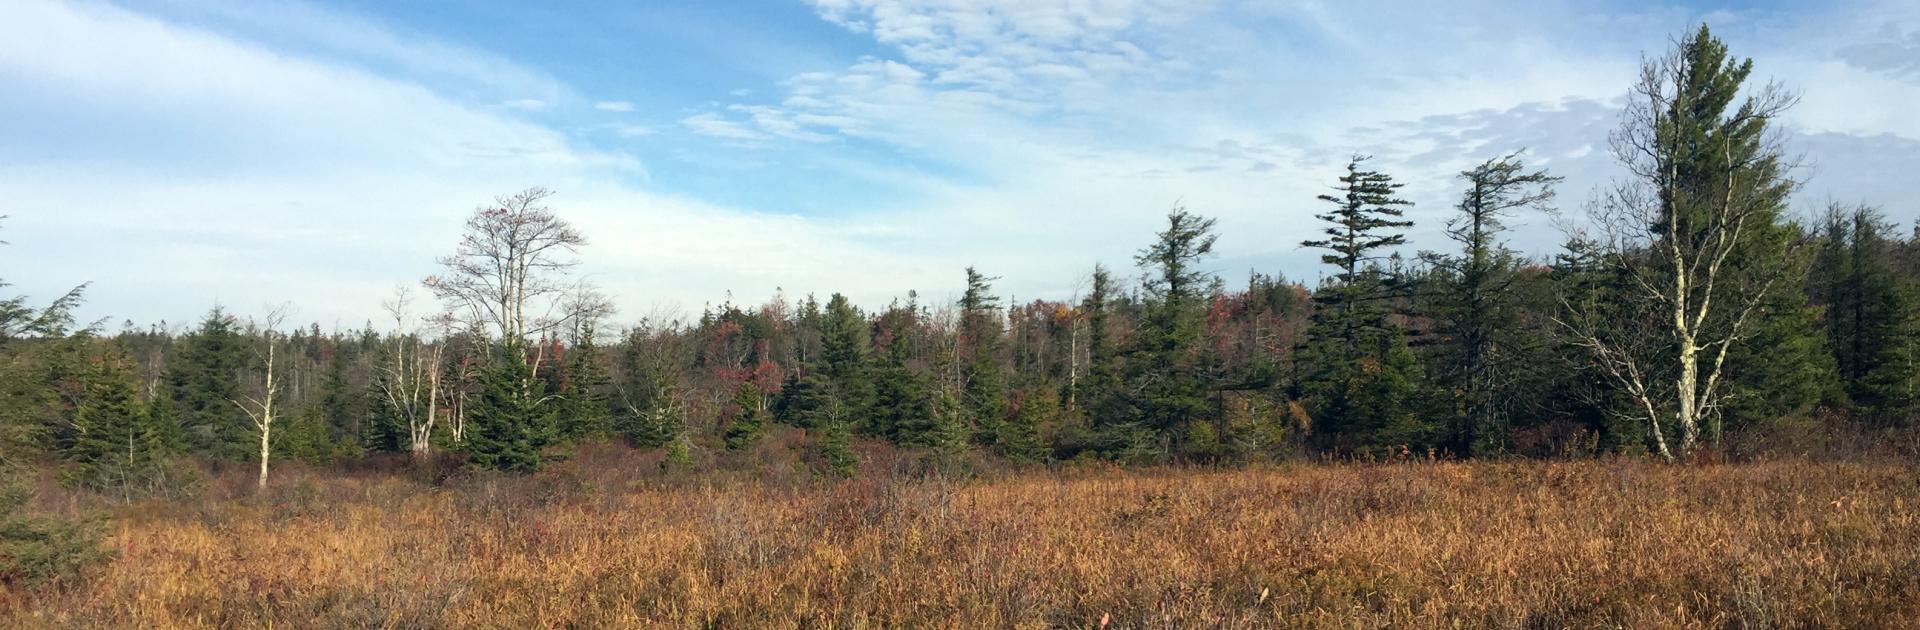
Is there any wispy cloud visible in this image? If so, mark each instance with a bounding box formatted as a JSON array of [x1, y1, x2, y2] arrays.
[[1, 0, 1915, 327]]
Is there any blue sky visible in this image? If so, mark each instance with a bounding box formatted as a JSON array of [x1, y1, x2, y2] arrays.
[[3, 0, 1918, 330]]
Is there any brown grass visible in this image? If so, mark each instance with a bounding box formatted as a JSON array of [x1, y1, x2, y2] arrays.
[[5, 443, 1919, 629]]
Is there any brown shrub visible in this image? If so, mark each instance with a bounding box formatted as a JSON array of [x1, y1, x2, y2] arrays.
[[3, 450, 1917, 628]]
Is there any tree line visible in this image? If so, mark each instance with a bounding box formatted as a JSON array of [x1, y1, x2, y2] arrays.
[[3, 25, 1916, 494]]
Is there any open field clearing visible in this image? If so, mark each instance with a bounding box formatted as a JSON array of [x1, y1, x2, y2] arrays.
[[5, 451, 1917, 628]]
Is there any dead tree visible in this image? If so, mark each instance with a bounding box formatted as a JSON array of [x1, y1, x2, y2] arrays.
[[232, 304, 291, 490]]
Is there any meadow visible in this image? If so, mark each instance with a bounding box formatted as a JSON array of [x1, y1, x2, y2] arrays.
[[4, 440, 1918, 629]]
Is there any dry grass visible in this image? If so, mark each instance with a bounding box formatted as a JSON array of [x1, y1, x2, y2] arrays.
[[4, 443, 1918, 629]]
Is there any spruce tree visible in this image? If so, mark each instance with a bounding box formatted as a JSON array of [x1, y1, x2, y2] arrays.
[[1823, 206, 1920, 425], [165, 307, 249, 459], [998, 388, 1053, 463], [465, 343, 554, 473], [1299, 158, 1421, 453], [722, 381, 767, 451], [1435, 154, 1560, 456], [1115, 208, 1219, 459], [63, 347, 175, 500], [559, 322, 613, 441], [959, 268, 1009, 449], [816, 294, 874, 429], [1301, 156, 1414, 361], [872, 313, 934, 445], [818, 418, 857, 478], [1076, 264, 1121, 421]]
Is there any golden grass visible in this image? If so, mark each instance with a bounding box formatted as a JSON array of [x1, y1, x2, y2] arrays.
[[5, 448, 1918, 628]]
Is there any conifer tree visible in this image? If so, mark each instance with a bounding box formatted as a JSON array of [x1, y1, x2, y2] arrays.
[[818, 418, 857, 478], [559, 322, 613, 441], [1435, 154, 1560, 456], [872, 312, 934, 445], [165, 307, 249, 459], [1568, 24, 1807, 459], [1301, 156, 1414, 360], [1115, 208, 1219, 459], [1822, 206, 1920, 425], [998, 388, 1054, 463], [1299, 158, 1421, 453], [958, 268, 1009, 448], [63, 347, 175, 500], [722, 381, 767, 451], [815, 294, 874, 429], [465, 343, 554, 473], [1077, 265, 1120, 421]]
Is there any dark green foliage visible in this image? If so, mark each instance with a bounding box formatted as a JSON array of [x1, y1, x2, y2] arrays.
[[998, 388, 1054, 463], [1817, 206, 1920, 425], [809, 294, 875, 430], [721, 381, 766, 451], [959, 268, 1008, 445], [316, 353, 365, 451], [559, 323, 613, 441], [1299, 159, 1428, 453], [278, 405, 350, 465], [0, 484, 109, 592], [772, 370, 827, 429], [1721, 285, 1840, 433], [1430, 154, 1560, 457], [1110, 208, 1220, 459], [872, 311, 935, 445], [817, 419, 857, 478], [465, 343, 555, 474], [165, 308, 250, 459], [1302, 156, 1414, 361], [61, 347, 179, 499]]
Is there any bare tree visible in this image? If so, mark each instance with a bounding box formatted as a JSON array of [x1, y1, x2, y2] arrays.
[[423, 187, 587, 344], [374, 287, 443, 458], [1558, 26, 1801, 461], [232, 304, 291, 490]]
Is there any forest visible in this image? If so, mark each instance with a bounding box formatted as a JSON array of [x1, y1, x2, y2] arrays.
[[2, 24, 1917, 628]]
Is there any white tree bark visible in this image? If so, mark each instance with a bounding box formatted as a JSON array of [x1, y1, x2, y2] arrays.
[[232, 305, 290, 490]]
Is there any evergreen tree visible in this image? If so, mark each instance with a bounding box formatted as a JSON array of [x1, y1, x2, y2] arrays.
[[998, 388, 1054, 463], [62, 347, 175, 500], [772, 369, 826, 429], [1301, 155, 1414, 360], [818, 418, 857, 478], [315, 351, 364, 451], [1076, 264, 1121, 422], [277, 405, 346, 464], [1822, 206, 1920, 425], [1114, 208, 1219, 459], [721, 381, 767, 451], [815, 294, 874, 429], [1434, 154, 1560, 456], [464, 343, 555, 473], [958, 268, 1008, 448], [559, 322, 613, 441], [1299, 158, 1421, 453], [872, 312, 935, 445], [165, 307, 249, 459]]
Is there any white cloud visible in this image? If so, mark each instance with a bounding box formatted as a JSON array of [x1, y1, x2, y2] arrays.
[[503, 98, 550, 111], [595, 100, 636, 112], [680, 112, 766, 141], [3, 0, 1915, 328], [0, 0, 920, 326]]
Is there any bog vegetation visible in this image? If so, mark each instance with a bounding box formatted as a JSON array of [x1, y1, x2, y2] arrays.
[[2, 24, 1917, 627]]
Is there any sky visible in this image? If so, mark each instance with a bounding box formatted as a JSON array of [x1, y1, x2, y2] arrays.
[[3, 0, 1918, 331]]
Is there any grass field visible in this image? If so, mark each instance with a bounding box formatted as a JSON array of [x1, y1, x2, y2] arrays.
[[4, 443, 1918, 628]]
